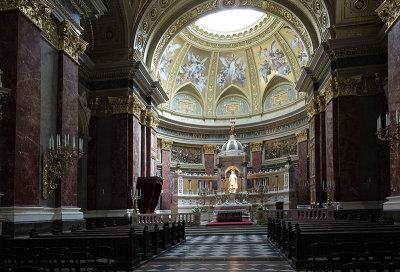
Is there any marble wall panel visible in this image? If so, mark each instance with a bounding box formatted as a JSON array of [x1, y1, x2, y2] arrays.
[[252, 151, 262, 173], [297, 141, 309, 205], [204, 154, 215, 175]]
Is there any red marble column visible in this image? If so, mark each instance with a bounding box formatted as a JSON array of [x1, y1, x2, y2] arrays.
[[296, 130, 309, 205], [308, 112, 321, 205], [146, 125, 153, 177], [319, 111, 327, 203], [388, 20, 400, 196], [141, 122, 147, 177], [110, 114, 140, 209], [161, 139, 172, 210], [55, 53, 79, 207], [0, 11, 41, 206]]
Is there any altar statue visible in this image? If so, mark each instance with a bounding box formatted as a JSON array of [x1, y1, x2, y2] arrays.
[[229, 170, 238, 193]]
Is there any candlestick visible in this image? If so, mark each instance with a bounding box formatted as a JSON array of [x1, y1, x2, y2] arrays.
[[396, 109, 399, 124], [73, 136, 75, 149]]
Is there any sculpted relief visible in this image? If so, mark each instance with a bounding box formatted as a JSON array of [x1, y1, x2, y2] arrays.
[[264, 136, 297, 159], [171, 145, 202, 164]]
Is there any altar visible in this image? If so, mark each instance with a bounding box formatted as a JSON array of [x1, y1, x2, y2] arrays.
[[213, 203, 252, 222]]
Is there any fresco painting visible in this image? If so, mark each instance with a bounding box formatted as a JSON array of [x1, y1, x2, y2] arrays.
[[216, 97, 250, 115], [158, 38, 182, 81], [176, 50, 209, 92], [172, 94, 202, 115], [217, 53, 247, 88], [264, 85, 297, 110]]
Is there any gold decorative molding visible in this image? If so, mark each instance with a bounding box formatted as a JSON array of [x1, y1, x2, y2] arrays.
[[161, 139, 173, 151], [90, 95, 144, 120], [376, 0, 400, 32], [295, 129, 308, 143], [306, 97, 320, 119], [0, 0, 51, 30], [321, 74, 383, 105], [250, 141, 263, 152], [58, 20, 88, 64], [203, 144, 216, 154]]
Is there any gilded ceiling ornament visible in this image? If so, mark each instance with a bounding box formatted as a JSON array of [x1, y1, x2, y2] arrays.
[[161, 139, 173, 150], [376, 0, 400, 32], [203, 144, 217, 154], [295, 129, 308, 143], [160, 0, 169, 8], [250, 141, 263, 152], [150, 6, 158, 20]]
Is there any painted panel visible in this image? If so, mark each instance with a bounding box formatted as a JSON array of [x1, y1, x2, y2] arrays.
[[158, 37, 183, 82], [217, 52, 248, 89], [216, 97, 249, 115], [264, 85, 296, 110], [279, 25, 309, 66], [171, 94, 202, 115]]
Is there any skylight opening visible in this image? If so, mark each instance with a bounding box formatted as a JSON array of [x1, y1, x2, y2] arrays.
[[196, 9, 266, 35]]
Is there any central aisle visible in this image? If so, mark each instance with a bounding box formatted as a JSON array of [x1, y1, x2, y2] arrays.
[[135, 232, 295, 271]]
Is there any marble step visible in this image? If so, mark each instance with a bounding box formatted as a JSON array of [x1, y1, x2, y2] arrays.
[[186, 225, 268, 236]]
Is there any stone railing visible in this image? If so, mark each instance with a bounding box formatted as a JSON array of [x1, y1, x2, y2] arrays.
[[264, 208, 334, 221], [133, 212, 200, 226]]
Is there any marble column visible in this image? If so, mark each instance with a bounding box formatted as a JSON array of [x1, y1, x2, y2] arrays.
[[161, 139, 172, 210], [250, 141, 263, 173], [203, 145, 216, 176], [242, 163, 248, 192], [383, 9, 400, 210], [55, 51, 79, 208], [295, 129, 309, 205], [217, 164, 222, 192], [0, 11, 41, 207], [319, 110, 327, 203], [306, 97, 321, 205], [140, 110, 147, 177], [109, 114, 140, 210], [87, 116, 97, 210]]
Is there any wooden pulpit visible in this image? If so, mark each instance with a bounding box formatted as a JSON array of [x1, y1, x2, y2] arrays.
[[136, 176, 163, 214]]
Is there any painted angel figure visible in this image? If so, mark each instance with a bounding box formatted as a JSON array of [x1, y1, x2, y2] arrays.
[[158, 42, 181, 81], [218, 54, 247, 87], [187, 50, 208, 79]]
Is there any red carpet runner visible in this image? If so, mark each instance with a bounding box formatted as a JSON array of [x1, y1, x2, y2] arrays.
[[205, 220, 253, 226]]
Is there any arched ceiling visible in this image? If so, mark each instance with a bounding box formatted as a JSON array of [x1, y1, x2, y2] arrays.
[[129, 0, 332, 122]]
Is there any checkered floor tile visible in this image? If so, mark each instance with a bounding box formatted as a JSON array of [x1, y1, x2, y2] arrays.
[[133, 234, 295, 271]]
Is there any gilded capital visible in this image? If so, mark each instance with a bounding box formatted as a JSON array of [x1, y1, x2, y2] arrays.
[[250, 141, 263, 152], [58, 20, 88, 64], [376, 0, 400, 32], [295, 129, 308, 143], [146, 111, 159, 130], [89, 95, 144, 119], [203, 144, 216, 155], [306, 97, 320, 119], [161, 139, 173, 151]]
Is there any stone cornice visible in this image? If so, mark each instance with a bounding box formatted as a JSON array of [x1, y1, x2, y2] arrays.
[[295, 129, 308, 143], [376, 0, 400, 32], [250, 141, 263, 152], [203, 144, 216, 155], [161, 139, 173, 151]]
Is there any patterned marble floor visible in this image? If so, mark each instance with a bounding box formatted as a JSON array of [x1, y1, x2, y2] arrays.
[[134, 234, 295, 272]]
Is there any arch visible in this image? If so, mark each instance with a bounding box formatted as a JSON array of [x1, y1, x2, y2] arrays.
[[216, 96, 250, 116], [262, 74, 294, 103], [216, 84, 249, 104], [173, 82, 205, 109], [263, 84, 297, 111], [171, 93, 203, 116], [134, 1, 324, 71]]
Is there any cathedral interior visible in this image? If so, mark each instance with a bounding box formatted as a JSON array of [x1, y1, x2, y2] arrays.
[[1, 0, 400, 271]]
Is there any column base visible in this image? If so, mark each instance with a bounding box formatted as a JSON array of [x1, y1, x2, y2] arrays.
[[0, 206, 84, 236], [383, 196, 400, 211], [84, 209, 130, 228]]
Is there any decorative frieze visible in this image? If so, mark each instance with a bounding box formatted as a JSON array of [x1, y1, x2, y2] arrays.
[[295, 129, 308, 143], [321, 74, 383, 105], [376, 0, 400, 32], [171, 145, 202, 164], [264, 136, 297, 160], [250, 141, 263, 152], [161, 139, 173, 151], [90, 95, 144, 120], [203, 145, 216, 155]]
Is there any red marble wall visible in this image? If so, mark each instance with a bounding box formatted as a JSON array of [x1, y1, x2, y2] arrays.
[[161, 149, 171, 210], [204, 154, 215, 175], [388, 20, 400, 196], [0, 11, 41, 206], [326, 100, 339, 202], [319, 112, 326, 203], [297, 141, 309, 205], [146, 126, 152, 176], [56, 53, 79, 207], [309, 114, 320, 204], [252, 151, 262, 173]]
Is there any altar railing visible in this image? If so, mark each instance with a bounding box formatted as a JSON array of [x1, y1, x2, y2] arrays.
[[264, 208, 334, 221], [133, 212, 200, 226]]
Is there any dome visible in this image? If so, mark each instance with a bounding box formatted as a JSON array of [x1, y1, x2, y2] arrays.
[[220, 134, 244, 155]]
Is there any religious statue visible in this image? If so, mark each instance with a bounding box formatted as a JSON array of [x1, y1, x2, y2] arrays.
[[228, 169, 238, 193], [78, 91, 91, 125], [229, 119, 236, 136]]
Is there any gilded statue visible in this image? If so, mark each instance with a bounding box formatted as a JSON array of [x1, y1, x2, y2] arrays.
[[228, 169, 238, 193]]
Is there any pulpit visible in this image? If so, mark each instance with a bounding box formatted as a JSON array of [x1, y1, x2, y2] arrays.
[[136, 176, 163, 214]]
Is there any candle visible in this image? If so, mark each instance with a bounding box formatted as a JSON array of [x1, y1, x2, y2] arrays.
[[49, 137, 51, 150], [396, 109, 399, 124], [73, 136, 75, 149], [67, 134, 70, 147]]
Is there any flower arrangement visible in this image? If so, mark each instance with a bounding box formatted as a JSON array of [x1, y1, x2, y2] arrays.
[[256, 203, 267, 211], [192, 206, 200, 213]]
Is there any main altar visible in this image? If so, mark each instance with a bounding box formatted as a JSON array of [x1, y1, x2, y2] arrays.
[[171, 121, 297, 223]]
